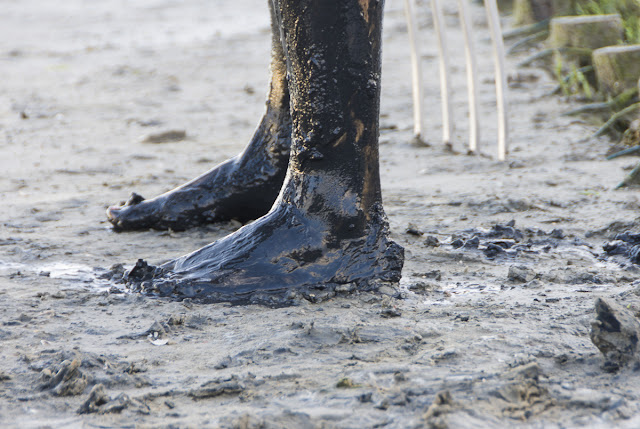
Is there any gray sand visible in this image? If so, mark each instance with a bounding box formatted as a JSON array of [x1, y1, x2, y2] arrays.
[[1, 1, 640, 427]]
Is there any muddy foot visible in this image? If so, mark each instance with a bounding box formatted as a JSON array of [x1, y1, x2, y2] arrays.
[[125, 203, 404, 305], [107, 99, 292, 231], [107, 154, 286, 231]]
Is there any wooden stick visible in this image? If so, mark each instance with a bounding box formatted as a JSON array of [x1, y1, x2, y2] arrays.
[[430, 0, 453, 147], [485, 0, 509, 161], [403, 0, 426, 145], [457, 0, 480, 153]]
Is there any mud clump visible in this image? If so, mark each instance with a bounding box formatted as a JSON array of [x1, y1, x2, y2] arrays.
[[123, 259, 176, 297], [30, 350, 151, 398], [38, 358, 87, 396], [98, 263, 127, 283], [423, 390, 458, 429], [77, 384, 150, 414], [423, 235, 440, 247], [125, 259, 165, 284], [447, 220, 526, 259], [141, 129, 187, 144], [491, 362, 554, 420], [77, 384, 108, 413], [443, 221, 568, 260], [602, 231, 640, 265], [508, 265, 537, 283], [590, 298, 640, 372], [189, 376, 246, 399]]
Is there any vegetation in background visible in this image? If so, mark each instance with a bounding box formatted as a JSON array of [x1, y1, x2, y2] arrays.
[[574, 0, 640, 43], [554, 58, 594, 99], [506, 0, 640, 177], [547, 1, 640, 129]]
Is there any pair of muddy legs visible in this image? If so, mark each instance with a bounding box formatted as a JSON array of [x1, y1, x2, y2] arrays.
[[107, 0, 404, 304]]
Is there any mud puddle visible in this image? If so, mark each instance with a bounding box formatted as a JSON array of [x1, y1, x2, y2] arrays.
[[0, 260, 125, 293]]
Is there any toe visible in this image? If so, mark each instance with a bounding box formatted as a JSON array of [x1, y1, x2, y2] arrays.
[[126, 193, 145, 206], [106, 206, 122, 222]]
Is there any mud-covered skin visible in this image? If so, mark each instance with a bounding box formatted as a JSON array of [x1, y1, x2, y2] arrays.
[[128, 203, 403, 305], [107, 2, 291, 231], [125, 0, 404, 304]]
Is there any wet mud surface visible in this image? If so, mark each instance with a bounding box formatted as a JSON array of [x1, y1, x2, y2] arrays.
[[2, 1, 640, 427]]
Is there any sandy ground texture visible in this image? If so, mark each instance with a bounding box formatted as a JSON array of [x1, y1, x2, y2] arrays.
[[2, 1, 640, 428]]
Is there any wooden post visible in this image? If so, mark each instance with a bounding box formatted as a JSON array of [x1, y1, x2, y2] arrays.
[[457, 0, 481, 153], [485, 0, 509, 161], [403, 0, 426, 145], [430, 0, 453, 147]]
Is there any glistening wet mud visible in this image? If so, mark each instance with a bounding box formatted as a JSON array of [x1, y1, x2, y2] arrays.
[[122, 206, 404, 306]]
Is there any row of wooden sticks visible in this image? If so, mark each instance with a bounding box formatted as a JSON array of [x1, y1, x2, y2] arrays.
[[403, 0, 509, 160]]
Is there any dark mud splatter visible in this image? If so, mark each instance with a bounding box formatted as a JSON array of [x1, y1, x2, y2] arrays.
[[436, 220, 577, 260], [603, 231, 640, 266], [590, 298, 640, 372]]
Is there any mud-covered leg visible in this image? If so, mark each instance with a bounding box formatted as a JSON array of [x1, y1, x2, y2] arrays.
[[126, 0, 404, 304], [106, 2, 292, 231]]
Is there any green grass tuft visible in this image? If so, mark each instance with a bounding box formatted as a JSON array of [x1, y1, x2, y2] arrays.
[[574, 0, 640, 43]]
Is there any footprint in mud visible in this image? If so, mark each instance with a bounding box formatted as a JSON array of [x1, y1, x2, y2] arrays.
[[29, 350, 151, 398]]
